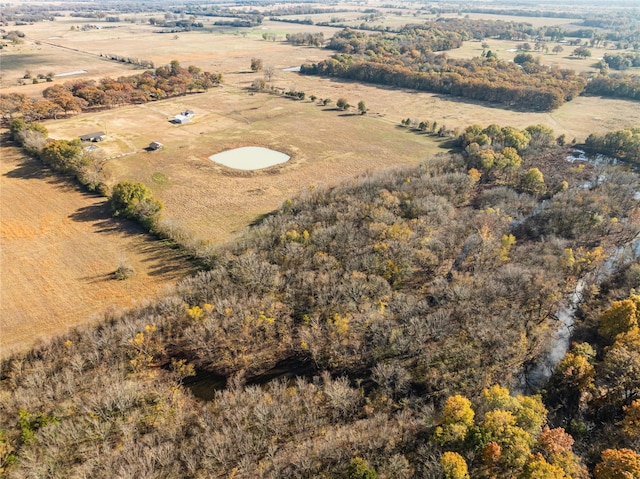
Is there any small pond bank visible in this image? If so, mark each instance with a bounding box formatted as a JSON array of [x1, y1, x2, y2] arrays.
[[209, 147, 290, 170]]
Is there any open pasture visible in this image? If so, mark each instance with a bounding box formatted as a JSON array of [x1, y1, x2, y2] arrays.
[[0, 147, 198, 357], [45, 85, 444, 244], [0, 19, 335, 93], [44, 60, 640, 245]]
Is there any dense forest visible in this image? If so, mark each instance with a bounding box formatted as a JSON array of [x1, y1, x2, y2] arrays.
[[302, 28, 588, 111], [2, 123, 640, 477]]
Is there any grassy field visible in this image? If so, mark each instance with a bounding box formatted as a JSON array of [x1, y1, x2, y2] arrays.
[[44, 87, 444, 244], [0, 147, 198, 357]]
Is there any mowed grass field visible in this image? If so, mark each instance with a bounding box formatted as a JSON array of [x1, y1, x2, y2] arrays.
[[0, 147, 198, 357], [2, 9, 640, 355]]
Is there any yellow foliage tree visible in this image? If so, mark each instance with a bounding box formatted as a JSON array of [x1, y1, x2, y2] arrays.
[[519, 453, 568, 479], [441, 451, 470, 479], [594, 448, 640, 479], [434, 395, 475, 446], [556, 352, 595, 392], [481, 410, 534, 468], [621, 399, 640, 440], [599, 297, 639, 341]]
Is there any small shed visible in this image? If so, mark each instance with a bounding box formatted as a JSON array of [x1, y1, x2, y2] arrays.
[[79, 131, 106, 142], [149, 141, 163, 150], [172, 110, 195, 124]]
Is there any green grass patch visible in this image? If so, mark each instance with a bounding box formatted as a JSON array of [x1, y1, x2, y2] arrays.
[[152, 172, 169, 186]]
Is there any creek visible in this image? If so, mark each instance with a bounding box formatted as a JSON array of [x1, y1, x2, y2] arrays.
[[522, 149, 640, 391]]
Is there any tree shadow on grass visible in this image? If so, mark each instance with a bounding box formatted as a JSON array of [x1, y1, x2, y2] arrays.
[[69, 205, 200, 281], [135, 240, 200, 279], [69, 205, 152, 236], [3, 154, 88, 193], [3, 155, 55, 180], [78, 272, 116, 284]]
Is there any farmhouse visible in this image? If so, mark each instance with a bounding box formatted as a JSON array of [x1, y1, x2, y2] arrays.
[[79, 131, 106, 142], [149, 141, 163, 150], [172, 110, 195, 124]]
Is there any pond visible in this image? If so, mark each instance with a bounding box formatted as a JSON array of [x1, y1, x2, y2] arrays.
[[209, 147, 290, 171]]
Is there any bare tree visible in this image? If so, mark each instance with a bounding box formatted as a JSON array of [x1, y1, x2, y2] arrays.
[[263, 65, 275, 83]]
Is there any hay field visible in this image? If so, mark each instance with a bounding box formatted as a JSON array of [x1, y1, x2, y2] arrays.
[[0, 147, 198, 358]]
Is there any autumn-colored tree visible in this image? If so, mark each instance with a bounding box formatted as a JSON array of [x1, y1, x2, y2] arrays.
[[109, 181, 163, 229], [441, 451, 470, 479], [594, 448, 640, 479], [521, 168, 546, 196], [620, 399, 640, 441], [538, 427, 589, 479], [519, 453, 567, 479], [599, 296, 639, 341], [602, 328, 640, 403], [482, 385, 520, 413], [40, 139, 84, 174], [481, 410, 533, 468], [525, 124, 556, 149], [556, 352, 595, 391], [42, 84, 84, 115], [348, 457, 378, 479], [0, 92, 30, 121], [434, 394, 475, 446]]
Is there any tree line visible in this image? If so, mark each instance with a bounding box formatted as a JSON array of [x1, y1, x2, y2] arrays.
[[602, 52, 640, 70], [584, 127, 640, 162], [9, 119, 164, 233], [299, 26, 640, 110], [301, 51, 585, 111], [0, 61, 221, 124]]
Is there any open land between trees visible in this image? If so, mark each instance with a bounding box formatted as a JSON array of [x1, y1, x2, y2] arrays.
[[2, 12, 640, 355]]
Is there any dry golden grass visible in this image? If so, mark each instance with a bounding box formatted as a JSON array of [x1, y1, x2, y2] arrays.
[[45, 87, 444, 243], [0, 147, 198, 358]]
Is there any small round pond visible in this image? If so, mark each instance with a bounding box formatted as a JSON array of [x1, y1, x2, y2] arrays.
[[209, 147, 290, 171]]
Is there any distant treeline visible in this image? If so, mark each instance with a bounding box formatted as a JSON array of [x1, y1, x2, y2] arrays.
[[300, 27, 640, 110], [285, 32, 324, 46], [585, 74, 640, 101], [326, 26, 464, 54], [0, 61, 221, 123], [603, 52, 640, 70], [302, 29, 586, 111]]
